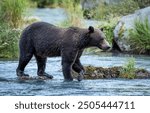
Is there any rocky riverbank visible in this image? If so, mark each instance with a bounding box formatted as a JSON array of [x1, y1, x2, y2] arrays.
[[73, 66, 150, 79]]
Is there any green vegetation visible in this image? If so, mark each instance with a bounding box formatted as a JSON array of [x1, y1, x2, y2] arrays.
[[120, 58, 136, 79], [134, 0, 150, 8], [0, 0, 28, 28], [59, 0, 83, 27], [87, 0, 139, 20], [0, 22, 20, 58], [0, 0, 28, 58], [100, 18, 119, 44], [128, 18, 150, 54], [83, 0, 150, 20]]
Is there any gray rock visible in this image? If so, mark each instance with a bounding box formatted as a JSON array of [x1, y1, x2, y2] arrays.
[[113, 7, 150, 52]]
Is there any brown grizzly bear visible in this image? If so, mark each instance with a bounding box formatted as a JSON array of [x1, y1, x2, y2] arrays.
[[16, 22, 110, 81]]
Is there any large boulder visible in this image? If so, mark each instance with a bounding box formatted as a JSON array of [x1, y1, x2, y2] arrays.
[[113, 7, 150, 52]]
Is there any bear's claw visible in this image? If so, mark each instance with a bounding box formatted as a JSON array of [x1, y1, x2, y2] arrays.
[[39, 73, 53, 79], [77, 71, 85, 81], [77, 75, 83, 81], [18, 75, 30, 80]]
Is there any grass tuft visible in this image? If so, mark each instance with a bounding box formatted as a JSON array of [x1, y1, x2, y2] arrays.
[[59, 0, 84, 27], [128, 17, 150, 54], [120, 57, 136, 79], [0, 0, 28, 28]]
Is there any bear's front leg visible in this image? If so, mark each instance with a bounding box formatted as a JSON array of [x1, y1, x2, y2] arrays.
[[72, 62, 85, 81], [72, 59, 85, 74], [72, 50, 85, 81], [62, 62, 73, 81], [61, 49, 78, 81]]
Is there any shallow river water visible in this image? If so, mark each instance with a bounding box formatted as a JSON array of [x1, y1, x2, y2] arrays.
[[0, 53, 150, 96]]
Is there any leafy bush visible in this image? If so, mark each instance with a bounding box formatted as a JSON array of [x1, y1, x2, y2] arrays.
[[120, 58, 136, 79], [0, 22, 21, 58], [128, 18, 150, 54], [0, 0, 28, 28]]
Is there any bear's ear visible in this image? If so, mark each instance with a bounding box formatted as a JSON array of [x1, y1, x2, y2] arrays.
[[100, 28, 104, 31], [88, 26, 94, 33]]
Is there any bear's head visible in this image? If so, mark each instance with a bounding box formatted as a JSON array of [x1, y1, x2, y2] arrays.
[[87, 26, 111, 51]]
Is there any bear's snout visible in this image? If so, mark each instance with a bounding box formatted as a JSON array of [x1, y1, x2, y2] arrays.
[[101, 45, 111, 51], [105, 46, 111, 50], [99, 39, 111, 51]]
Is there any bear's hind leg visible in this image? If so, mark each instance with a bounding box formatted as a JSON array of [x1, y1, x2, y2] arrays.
[[16, 53, 33, 78], [62, 61, 74, 81], [35, 55, 53, 79]]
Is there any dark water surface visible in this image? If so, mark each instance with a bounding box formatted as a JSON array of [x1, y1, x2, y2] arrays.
[[0, 53, 150, 96]]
